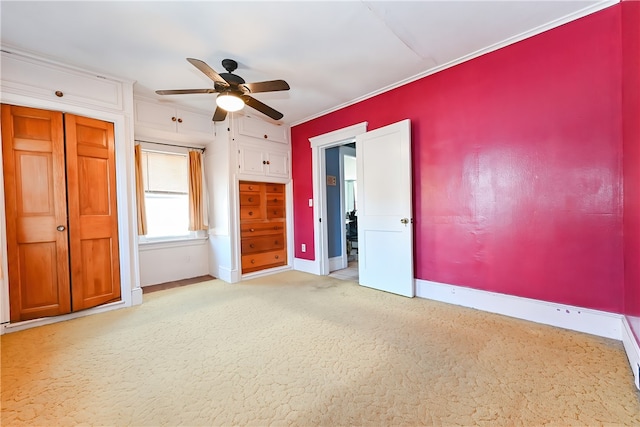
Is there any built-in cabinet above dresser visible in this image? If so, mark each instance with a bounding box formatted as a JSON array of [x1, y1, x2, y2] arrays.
[[233, 114, 290, 179], [207, 112, 292, 282]]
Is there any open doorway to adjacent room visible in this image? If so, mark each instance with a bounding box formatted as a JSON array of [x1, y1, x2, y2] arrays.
[[325, 143, 359, 282]]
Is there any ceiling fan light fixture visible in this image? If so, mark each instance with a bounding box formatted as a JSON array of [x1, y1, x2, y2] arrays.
[[216, 93, 244, 112]]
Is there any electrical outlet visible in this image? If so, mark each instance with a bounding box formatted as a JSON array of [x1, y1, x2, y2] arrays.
[[301, 244, 306, 252]]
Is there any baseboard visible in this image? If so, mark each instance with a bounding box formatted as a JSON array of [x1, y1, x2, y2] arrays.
[[293, 257, 321, 275], [131, 287, 143, 306], [622, 317, 640, 390], [2, 299, 128, 334], [217, 266, 240, 284], [329, 256, 347, 272], [415, 279, 622, 340]]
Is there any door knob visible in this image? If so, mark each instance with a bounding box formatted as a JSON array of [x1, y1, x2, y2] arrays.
[[57, 225, 66, 231], [400, 218, 409, 225]]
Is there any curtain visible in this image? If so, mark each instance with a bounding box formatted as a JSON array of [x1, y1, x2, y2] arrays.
[[188, 150, 208, 231], [134, 144, 148, 235]]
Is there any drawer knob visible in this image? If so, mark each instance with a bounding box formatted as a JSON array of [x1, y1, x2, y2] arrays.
[[275, 255, 279, 259], [250, 228, 255, 232], [171, 116, 177, 122], [248, 186, 253, 190], [55, 90, 64, 97], [273, 210, 278, 215], [248, 197, 253, 202], [251, 259, 255, 264], [250, 244, 255, 248], [274, 240, 279, 245], [248, 211, 253, 216]]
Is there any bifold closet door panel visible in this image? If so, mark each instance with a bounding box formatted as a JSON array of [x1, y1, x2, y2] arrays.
[[1, 105, 72, 321], [65, 114, 121, 311]]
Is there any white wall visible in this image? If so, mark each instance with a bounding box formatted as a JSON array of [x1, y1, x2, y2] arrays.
[[138, 240, 209, 286]]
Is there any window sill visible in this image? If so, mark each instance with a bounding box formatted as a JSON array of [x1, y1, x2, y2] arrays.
[[138, 236, 208, 251]]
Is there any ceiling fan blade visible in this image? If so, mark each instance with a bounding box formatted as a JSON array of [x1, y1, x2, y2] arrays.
[[187, 58, 228, 85], [243, 80, 290, 94], [212, 106, 228, 122], [241, 95, 284, 121], [156, 89, 217, 95]]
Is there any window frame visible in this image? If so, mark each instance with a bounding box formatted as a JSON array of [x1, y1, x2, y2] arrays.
[[137, 142, 207, 246]]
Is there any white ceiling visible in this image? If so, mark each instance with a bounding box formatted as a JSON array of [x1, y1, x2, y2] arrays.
[[1, 1, 613, 125]]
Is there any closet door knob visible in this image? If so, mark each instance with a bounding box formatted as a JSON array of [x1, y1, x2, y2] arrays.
[[57, 225, 66, 231], [55, 91, 64, 97], [177, 118, 183, 123], [171, 117, 177, 122]]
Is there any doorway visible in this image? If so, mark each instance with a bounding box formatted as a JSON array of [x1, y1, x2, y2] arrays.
[[309, 120, 414, 297], [309, 122, 367, 278], [325, 143, 358, 281]]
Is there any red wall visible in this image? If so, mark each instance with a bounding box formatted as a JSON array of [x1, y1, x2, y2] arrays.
[[622, 0, 640, 334], [292, 6, 625, 312]]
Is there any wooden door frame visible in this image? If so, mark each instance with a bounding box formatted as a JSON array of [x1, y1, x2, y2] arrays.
[[0, 94, 141, 331], [308, 122, 367, 276]]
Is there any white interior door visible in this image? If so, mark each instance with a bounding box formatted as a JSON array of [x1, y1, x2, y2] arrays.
[[356, 119, 413, 297]]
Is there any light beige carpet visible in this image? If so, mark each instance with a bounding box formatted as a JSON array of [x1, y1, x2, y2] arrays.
[[2, 271, 639, 426]]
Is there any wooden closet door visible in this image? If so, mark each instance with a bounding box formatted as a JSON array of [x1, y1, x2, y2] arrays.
[[1, 104, 71, 321], [65, 114, 121, 311]]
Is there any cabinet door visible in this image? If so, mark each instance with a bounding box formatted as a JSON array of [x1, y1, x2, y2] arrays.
[[177, 108, 213, 136], [238, 145, 266, 176], [65, 115, 121, 312], [1, 52, 124, 112], [134, 99, 177, 132], [1, 105, 72, 321], [266, 151, 289, 178], [238, 114, 287, 144]]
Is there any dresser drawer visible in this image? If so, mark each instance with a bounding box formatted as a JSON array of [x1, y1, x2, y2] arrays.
[[264, 183, 284, 193], [241, 234, 285, 254], [239, 182, 262, 192], [266, 193, 285, 206], [239, 193, 261, 206], [240, 206, 264, 220], [242, 250, 286, 273], [240, 221, 285, 237], [267, 207, 285, 219]]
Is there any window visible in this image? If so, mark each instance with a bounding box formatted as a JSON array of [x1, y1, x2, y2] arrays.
[[140, 149, 193, 241]]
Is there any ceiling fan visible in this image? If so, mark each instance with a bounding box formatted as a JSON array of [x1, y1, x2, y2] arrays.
[[156, 58, 290, 122]]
